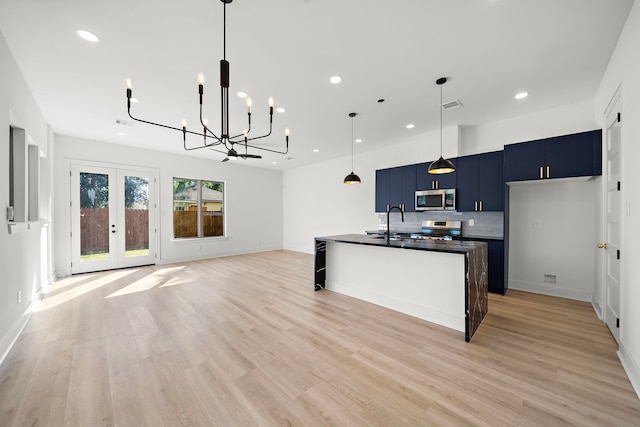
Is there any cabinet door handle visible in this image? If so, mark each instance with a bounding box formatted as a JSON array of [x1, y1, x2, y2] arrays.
[[546, 166, 550, 179], [479, 201, 483, 211], [539, 166, 543, 179], [474, 201, 478, 212]]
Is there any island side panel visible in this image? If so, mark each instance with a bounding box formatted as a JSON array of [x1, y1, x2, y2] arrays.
[[466, 243, 488, 342], [325, 241, 466, 333], [314, 238, 327, 291]]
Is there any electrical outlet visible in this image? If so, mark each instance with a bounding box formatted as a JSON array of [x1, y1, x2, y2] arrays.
[[17, 290, 21, 304], [468, 219, 475, 227]]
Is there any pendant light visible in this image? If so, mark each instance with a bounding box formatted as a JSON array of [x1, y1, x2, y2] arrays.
[[428, 77, 455, 174], [344, 112, 361, 184]]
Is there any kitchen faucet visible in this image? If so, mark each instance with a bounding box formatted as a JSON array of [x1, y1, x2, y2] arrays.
[[386, 205, 405, 245]]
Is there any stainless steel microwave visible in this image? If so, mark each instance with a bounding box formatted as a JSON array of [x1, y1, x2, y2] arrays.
[[415, 189, 456, 211]]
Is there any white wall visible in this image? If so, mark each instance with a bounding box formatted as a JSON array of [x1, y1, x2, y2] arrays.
[[283, 126, 460, 253], [460, 99, 596, 155], [508, 178, 599, 301], [53, 136, 283, 277], [0, 31, 50, 362], [595, 0, 640, 397]]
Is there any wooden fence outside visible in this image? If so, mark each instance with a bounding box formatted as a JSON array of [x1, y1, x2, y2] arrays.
[[80, 208, 149, 254], [173, 211, 224, 238]]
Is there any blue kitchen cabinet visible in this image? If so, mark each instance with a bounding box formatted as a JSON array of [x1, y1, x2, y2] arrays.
[[375, 165, 416, 212], [486, 240, 505, 294], [401, 164, 417, 212], [464, 238, 505, 294], [375, 169, 390, 212], [504, 129, 602, 182], [456, 151, 504, 212], [416, 159, 457, 190]]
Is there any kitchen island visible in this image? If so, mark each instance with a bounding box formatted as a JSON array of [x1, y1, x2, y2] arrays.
[[314, 234, 488, 342]]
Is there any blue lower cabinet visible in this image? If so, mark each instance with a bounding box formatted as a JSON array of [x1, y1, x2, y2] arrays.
[[464, 238, 505, 294]]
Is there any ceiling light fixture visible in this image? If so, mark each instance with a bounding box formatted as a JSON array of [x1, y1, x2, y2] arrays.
[[428, 77, 455, 175], [515, 91, 529, 100], [344, 112, 361, 185], [330, 75, 342, 84], [76, 29, 100, 43], [125, 0, 289, 162], [406, 124, 415, 129]]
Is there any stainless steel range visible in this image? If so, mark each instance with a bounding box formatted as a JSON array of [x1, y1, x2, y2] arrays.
[[410, 220, 462, 241]]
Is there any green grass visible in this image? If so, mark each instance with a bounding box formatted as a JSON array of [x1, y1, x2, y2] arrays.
[[81, 248, 149, 262]]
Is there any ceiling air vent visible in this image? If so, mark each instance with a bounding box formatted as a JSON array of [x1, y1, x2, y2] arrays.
[[115, 119, 134, 126], [442, 99, 463, 111]]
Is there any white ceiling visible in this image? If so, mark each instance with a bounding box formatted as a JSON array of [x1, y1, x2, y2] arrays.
[[0, 0, 634, 170]]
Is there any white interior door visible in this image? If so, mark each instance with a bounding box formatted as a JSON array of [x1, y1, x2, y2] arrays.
[[71, 164, 157, 274], [603, 103, 622, 343]]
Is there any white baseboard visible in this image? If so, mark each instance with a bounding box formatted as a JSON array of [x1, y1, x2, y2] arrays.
[[509, 280, 592, 301], [0, 308, 33, 367], [158, 246, 283, 265], [618, 343, 640, 400], [0, 287, 45, 367]]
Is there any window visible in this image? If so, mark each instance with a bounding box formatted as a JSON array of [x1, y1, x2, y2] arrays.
[[173, 178, 224, 238]]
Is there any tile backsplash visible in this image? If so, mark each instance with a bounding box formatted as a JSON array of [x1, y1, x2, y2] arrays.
[[377, 211, 504, 239]]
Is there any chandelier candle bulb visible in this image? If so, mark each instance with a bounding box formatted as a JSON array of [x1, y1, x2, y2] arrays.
[[197, 73, 205, 85], [247, 97, 252, 113]]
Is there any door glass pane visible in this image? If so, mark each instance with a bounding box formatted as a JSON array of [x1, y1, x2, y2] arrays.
[[80, 172, 110, 261], [202, 180, 224, 237], [173, 178, 198, 238], [124, 176, 150, 257]]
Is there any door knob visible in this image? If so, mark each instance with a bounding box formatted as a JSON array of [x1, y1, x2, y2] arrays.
[[597, 243, 608, 249]]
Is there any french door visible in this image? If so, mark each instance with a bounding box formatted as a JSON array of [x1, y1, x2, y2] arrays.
[[71, 164, 157, 274]]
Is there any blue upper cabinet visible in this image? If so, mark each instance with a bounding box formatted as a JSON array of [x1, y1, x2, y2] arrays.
[[416, 159, 457, 190], [456, 151, 504, 212], [375, 169, 390, 212], [375, 165, 417, 212], [504, 129, 602, 182]]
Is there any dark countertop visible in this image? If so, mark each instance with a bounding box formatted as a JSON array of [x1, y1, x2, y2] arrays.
[[316, 233, 486, 255], [365, 230, 503, 242]]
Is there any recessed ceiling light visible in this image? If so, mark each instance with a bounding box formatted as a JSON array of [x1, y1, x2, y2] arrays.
[[116, 132, 125, 136], [276, 107, 285, 113], [406, 124, 415, 129], [76, 29, 100, 43], [313, 149, 320, 153], [130, 97, 139, 103], [355, 139, 362, 143], [330, 75, 342, 84], [515, 92, 528, 100], [237, 91, 248, 98], [272, 161, 277, 165]]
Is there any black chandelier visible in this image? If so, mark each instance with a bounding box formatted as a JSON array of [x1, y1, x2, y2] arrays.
[[125, 0, 289, 161]]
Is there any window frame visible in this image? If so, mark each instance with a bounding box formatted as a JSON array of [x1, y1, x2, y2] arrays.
[[172, 177, 226, 240]]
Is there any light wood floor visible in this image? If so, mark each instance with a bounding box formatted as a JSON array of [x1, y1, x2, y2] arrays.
[[1, 250, 639, 426]]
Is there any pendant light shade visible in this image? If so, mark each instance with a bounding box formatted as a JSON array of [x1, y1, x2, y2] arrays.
[[428, 156, 455, 174], [344, 112, 361, 184], [428, 77, 455, 175]]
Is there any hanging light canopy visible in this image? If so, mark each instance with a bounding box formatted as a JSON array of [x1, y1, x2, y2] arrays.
[[428, 77, 455, 174], [344, 112, 361, 184], [125, 0, 289, 162]]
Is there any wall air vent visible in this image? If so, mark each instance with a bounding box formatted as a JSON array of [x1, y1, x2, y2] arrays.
[[115, 119, 134, 126], [442, 100, 463, 110]]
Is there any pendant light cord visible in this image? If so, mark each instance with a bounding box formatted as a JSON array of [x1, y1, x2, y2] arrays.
[[351, 115, 355, 171], [439, 82, 443, 157]]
